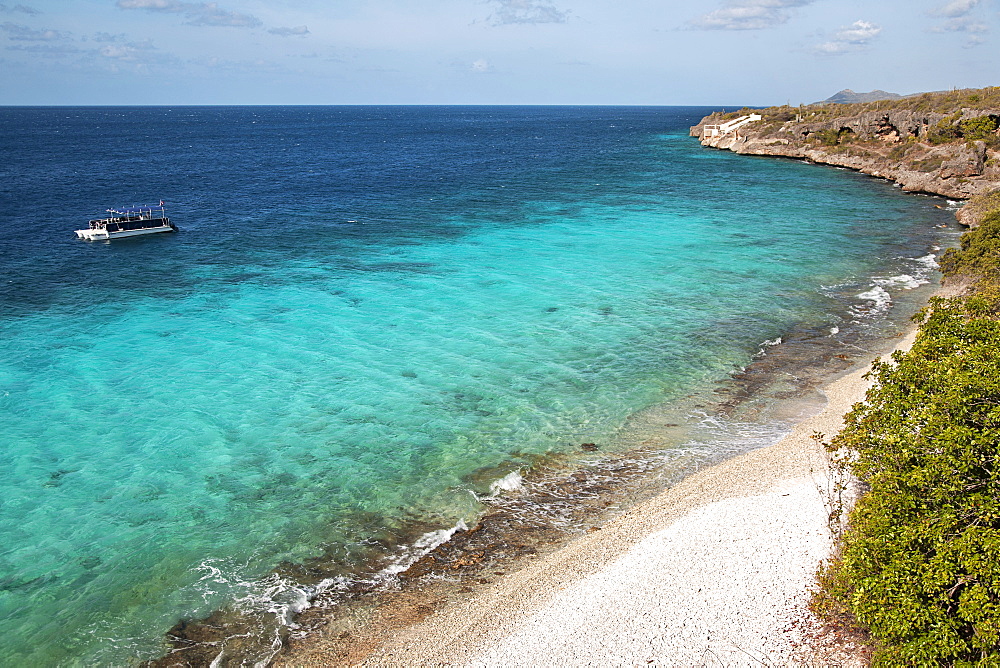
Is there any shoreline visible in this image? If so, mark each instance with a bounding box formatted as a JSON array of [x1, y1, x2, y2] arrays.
[[276, 327, 921, 666], [150, 273, 952, 666], [146, 129, 964, 666], [272, 278, 954, 665]]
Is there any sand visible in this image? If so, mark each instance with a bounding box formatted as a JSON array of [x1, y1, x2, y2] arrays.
[[274, 330, 919, 667]]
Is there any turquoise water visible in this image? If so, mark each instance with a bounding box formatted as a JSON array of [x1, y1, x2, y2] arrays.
[[0, 107, 956, 664]]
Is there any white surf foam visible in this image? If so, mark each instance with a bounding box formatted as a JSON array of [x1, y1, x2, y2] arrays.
[[752, 337, 781, 359], [380, 520, 469, 578], [855, 286, 893, 315], [489, 471, 526, 497], [874, 274, 926, 290]]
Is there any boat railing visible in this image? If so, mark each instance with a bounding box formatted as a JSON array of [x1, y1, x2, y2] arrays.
[[90, 204, 168, 228], [106, 204, 167, 218]]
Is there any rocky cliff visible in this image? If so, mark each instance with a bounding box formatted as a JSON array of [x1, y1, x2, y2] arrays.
[[692, 88, 1000, 218]]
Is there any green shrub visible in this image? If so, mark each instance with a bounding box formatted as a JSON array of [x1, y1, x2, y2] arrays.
[[960, 116, 1000, 142], [929, 115, 963, 145], [887, 138, 917, 162], [817, 188, 1000, 664], [766, 108, 796, 123], [939, 204, 1000, 280], [928, 115, 999, 146], [811, 128, 854, 147], [810, 129, 839, 146], [825, 297, 1000, 664]]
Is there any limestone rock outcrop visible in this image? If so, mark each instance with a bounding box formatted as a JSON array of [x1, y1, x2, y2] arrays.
[[691, 106, 1000, 207]]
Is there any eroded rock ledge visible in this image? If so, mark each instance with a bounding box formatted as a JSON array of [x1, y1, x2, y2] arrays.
[[691, 92, 1000, 224]]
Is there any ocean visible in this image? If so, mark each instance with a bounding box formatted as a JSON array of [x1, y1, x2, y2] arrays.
[[0, 106, 957, 665]]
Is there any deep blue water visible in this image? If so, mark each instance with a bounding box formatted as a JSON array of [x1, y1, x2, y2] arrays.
[[0, 106, 957, 664]]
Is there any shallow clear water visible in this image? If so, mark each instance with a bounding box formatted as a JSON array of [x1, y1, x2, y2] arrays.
[[0, 106, 956, 664]]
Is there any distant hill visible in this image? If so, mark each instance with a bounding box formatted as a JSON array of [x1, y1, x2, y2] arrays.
[[819, 89, 904, 104]]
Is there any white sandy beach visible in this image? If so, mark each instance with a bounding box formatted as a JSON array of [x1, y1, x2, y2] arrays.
[[279, 330, 920, 667]]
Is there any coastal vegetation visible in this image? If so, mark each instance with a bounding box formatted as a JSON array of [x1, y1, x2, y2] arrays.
[[815, 190, 1000, 665]]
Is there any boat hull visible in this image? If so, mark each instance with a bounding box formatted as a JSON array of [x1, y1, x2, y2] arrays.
[[75, 224, 175, 241]]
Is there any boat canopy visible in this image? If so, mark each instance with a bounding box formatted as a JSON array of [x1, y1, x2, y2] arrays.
[[107, 204, 165, 215]]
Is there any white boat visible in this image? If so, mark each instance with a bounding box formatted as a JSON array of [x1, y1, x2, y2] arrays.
[[76, 202, 176, 240]]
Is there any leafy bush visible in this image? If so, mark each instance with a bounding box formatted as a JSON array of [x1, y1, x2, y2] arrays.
[[824, 297, 1000, 664], [887, 139, 917, 162], [817, 189, 1000, 664], [929, 114, 963, 145], [927, 115, 998, 146], [960, 116, 1000, 142], [811, 129, 840, 146], [766, 108, 796, 123], [811, 128, 853, 146], [939, 201, 1000, 281]]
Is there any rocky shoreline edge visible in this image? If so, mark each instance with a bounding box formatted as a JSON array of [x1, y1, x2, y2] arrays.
[[272, 325, 939, 666], [153, 313, 901, 666], [264, 284, 952, 666], [690, 89, 1000, 226]]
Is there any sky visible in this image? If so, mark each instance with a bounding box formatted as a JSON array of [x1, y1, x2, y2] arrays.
[[0, 0, 997, 105]]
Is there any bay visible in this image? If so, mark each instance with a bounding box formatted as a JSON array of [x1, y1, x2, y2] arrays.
[[0, 106, 956, 664]]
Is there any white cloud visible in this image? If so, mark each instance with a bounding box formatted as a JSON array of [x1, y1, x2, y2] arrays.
[[834, 20, 882, 43], [814, 19, 881, 55], [470, 58, 493, 72], [93, 39, 167, 74], [268, 25, 309, 37], [930, 0, 988, 45], [193, 54, 287, 74], [934, 0, 981, 17], [99, 41, 153, 61], [487, 0, 569, 26], [692, 0, 814, 31], [931, 17, 988, 45], [1, 21, 65, 40], [116, 0, 261, 28], [6, 42, 82, 55]]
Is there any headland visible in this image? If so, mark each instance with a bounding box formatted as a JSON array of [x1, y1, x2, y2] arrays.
[[691, 87, 1000, 213]]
